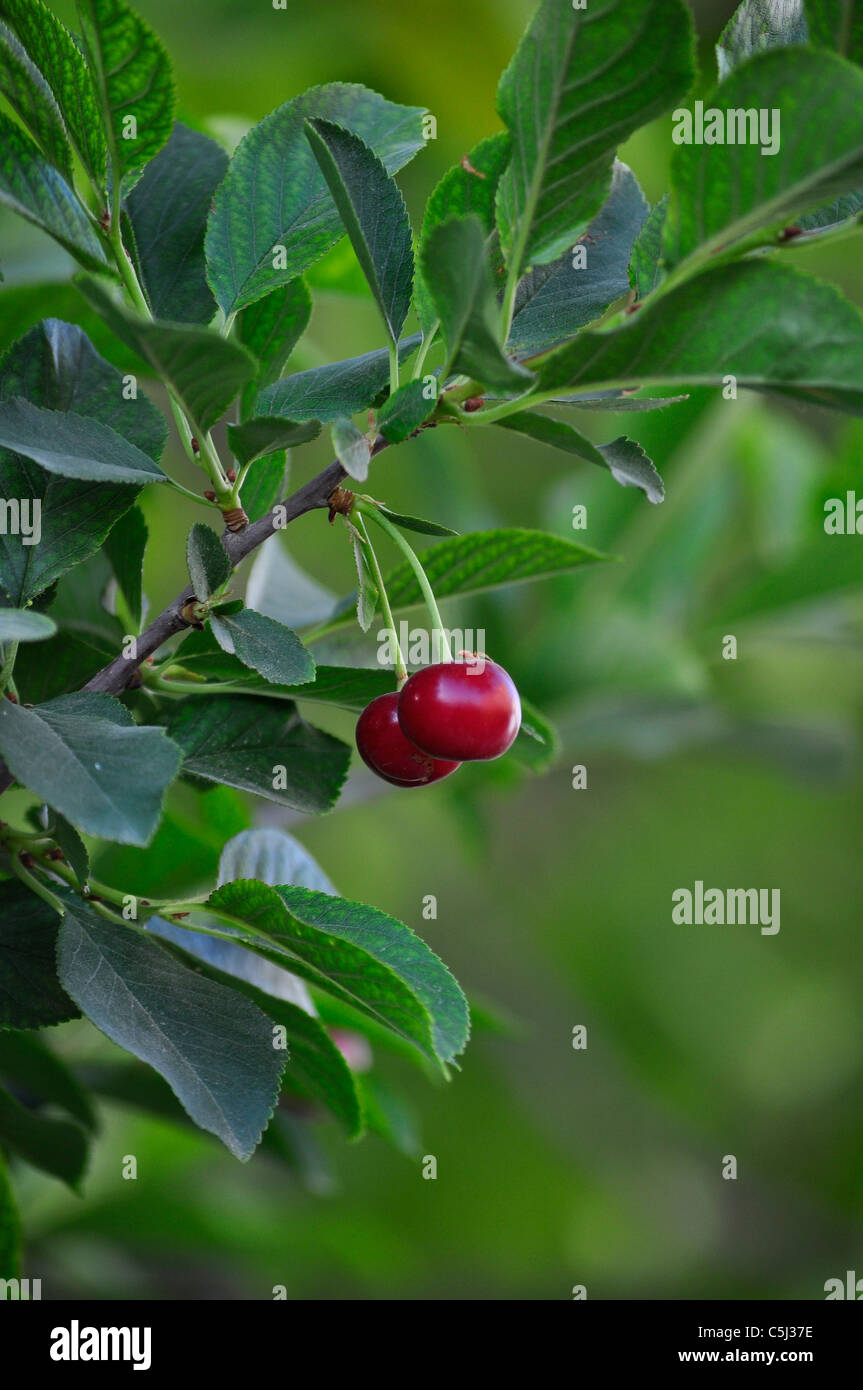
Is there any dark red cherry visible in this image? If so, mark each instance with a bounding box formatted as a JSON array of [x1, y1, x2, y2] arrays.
[[398, 654, 521, 761], [355, 692, 460, 788]]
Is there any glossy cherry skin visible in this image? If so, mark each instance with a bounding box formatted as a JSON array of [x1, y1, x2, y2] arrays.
[[398, 655, 521, 761], [355, 692, 460, 788]]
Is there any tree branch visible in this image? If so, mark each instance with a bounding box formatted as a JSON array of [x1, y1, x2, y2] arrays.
[[0, 435, 392, 798], [84, 456, 351, 694]]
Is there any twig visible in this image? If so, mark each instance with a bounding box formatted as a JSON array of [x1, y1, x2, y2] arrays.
[[0, 437, 392, 796]]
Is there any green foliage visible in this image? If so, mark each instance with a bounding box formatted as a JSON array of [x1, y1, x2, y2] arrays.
[[509, 162, 648, 355], [0, 110, 105, 267], [0, 17, 73, 180], [380, 528, 610, 611], [331, 415, 372, 480], [160, 696, 350, 812], [0, 882, 79, 1029], [0, 607, 55, 639], [205, 83, 427, 315], [0, 0, 861, 1234], [236, 279, 311, 418], [0, 397, 167, 483], [77, 277, 256, 434], [0, 0, 106, 183], [421, 216, 533, 392], [256, 335, 420, 422], [57, 895, 283, 1159], [305, 117, 414, 344], [495, 0, 694, 274], [0, 692, 181, 843], [497, 410, 664, 503], [207, 880, 469, 1068], [77, 0, 175, 195], [125, 122, 227, 324], [534, 261, 863, 410], [208, 608, 315, 686], [186, 522, 231, 600], [664, 49, 863, 271]]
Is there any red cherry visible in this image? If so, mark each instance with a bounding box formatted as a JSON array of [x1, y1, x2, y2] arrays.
[[355, 692, 460, 788], [398, 654, 521, 761]]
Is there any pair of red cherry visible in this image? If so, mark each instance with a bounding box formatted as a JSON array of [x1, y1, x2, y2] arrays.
[[356, 655, 521, 788]]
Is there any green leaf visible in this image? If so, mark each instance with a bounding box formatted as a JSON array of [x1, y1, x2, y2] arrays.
[[103, 501, 146, 628], [77, 0, 175, 193], [256, 334, 421, 424], [711, 2, 861, 240], [0, 464, 133, 607], [0, 0, 106, 184], [0, 18, 73, 179], [206, 83, 427, 316], [628, 193, 668, 299], [77, 277, 256, 433], [125, 122, 227, 324], [209, 608, 315, 686], [240, 452, 287, 523], [0, 400, 164, 497], [0, 1031, 96, 1130], [227, 415, 320, 468], [376, 378, 436, 444], [186, 522, 231, 601], [511, 695, 559, 771], [509, 162, 649, 357], [48, 809, 89, 885], [664, 49, 863, 271], [420, 131, 511, 249], [0, 1080, 87, 1188], [380, 527, 610, 611], [168, 635, 394, 707], [0, 110, 106, 268], [0, 397, 166, 484], [807, 0, 863, 62], [372, 503, 458, 538], [160, 695, 350, 813], [0, 1149, 21, 1277], [57, 897, 283, 1160], [331, 416, 371, 480], [348, 521, 379, 631], [415, 131, 511, 337], [150, 929, 362, 1137], [0, 881, 79, 1030], [421, 216, 533, 392], [0, 284, 151, 374], [496, 410, 664, 503], [0, 692, 182, 845], [533, 259, 863, 412], [716, 0, 807, 78], [357, 1072, 421, 1156], [207, 879, 470, 1067], [0, 318, 165, 457], [496, 0, 694, 273], [150, 825, 323, 1022], [13, 631, 116, 703], [0, 607, 55, 640], [305, 117, 414, 344], [237, 278, 311, 418]]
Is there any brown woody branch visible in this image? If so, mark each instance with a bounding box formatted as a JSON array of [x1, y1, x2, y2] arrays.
[[0, 434, 394, 797]]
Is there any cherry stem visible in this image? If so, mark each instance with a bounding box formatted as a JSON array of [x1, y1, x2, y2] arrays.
[[353, 512, 408, 687], [359, 502, 453, 662]]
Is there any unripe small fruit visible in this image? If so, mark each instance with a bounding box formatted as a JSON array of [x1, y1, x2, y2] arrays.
[[356, 692, 460, 788], [398, 654, 521, 761]]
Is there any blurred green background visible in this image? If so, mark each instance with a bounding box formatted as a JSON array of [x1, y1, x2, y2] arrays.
[[4, 0, 863, 1300]]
